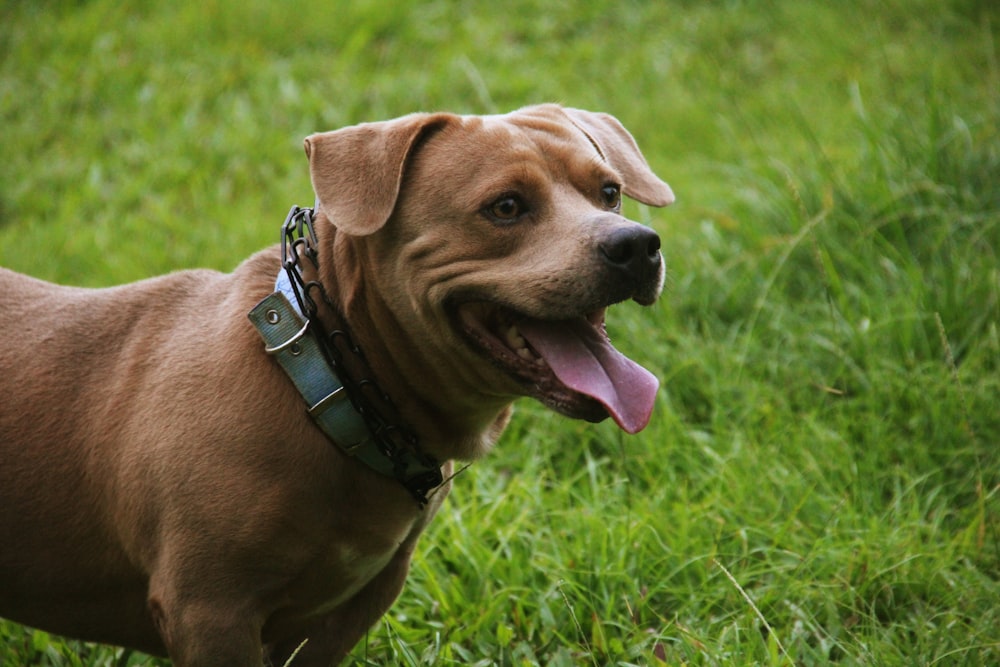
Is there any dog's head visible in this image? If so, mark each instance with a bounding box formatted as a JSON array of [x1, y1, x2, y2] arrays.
[[304, 105, 674, 435]]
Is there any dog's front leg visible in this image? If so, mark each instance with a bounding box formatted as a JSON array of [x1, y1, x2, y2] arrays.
[[148, 589, 266, 666], [267, 546, 417, 667]]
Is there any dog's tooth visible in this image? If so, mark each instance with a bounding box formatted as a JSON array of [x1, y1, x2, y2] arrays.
[[517, 347, 534, 361], [505, 325, 526, 350]]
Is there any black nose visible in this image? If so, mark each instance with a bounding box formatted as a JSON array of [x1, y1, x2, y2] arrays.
[[598, 225, 662, 280]]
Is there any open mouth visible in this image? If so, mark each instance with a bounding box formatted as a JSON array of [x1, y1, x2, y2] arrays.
[[455, 302, 659, 433]]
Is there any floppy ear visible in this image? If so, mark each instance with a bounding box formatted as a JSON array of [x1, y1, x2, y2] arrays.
[[561, 108, 675, 207], [303, 113, 452, 235]]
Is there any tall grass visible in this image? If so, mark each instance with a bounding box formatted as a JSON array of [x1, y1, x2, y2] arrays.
[[2, 0, 998, 665]]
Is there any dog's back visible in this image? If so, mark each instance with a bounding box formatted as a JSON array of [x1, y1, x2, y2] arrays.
[[0, 265, 246, 653]]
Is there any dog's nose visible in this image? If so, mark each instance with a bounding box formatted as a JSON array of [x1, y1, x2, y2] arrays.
[[598, 225, 662, 279]]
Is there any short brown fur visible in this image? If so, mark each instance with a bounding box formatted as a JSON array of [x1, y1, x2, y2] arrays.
[[0, 105, 673, 665]]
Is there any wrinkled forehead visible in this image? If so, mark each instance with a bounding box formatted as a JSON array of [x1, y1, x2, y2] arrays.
[[476, 107, 602, 158], [429, 109, 613, 187], [397, 108, 624, 211]]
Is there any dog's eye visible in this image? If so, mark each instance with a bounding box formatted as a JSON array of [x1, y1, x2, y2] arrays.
[[601, 184, 622, 210], [485, 195, 527, 223]]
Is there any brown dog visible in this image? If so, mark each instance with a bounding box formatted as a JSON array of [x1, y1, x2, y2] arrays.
[[0, 105, 673, 665]]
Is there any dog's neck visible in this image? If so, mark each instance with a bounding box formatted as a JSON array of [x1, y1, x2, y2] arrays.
[[315, 218, 513, 463]]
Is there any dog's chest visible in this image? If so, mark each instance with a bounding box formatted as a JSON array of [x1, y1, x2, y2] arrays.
[[271, 524, 413, 624]]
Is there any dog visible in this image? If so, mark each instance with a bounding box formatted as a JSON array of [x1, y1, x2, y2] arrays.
[[0, 104, 674, 666]]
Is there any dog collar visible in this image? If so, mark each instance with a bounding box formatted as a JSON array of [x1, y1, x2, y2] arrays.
[[249, 288, 373, 457], [248, 205, 443, 506]]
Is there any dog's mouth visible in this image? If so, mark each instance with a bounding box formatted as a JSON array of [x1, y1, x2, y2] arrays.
[[454, 302, 658, 433]]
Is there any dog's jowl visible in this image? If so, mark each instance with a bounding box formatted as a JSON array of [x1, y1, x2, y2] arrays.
[[0, 104, 673, 666]]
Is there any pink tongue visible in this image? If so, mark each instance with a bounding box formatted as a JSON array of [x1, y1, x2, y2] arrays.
[[518, 318, 659, 434]]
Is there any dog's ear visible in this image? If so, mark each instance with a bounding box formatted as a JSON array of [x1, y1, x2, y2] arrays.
[[304, 113, 451, 235], [561, 108, 675, 207]]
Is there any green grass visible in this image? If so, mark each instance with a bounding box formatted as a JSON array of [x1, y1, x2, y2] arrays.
[[2, 0, 998, 664]]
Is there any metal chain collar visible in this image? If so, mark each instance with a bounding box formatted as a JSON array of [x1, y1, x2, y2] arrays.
[[278, 205, 443, 505]]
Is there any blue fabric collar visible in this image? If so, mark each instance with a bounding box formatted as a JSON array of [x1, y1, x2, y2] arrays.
[[248, 267, 443, 507], [248, 205, 444, 506], [250, 279, 372, 451]]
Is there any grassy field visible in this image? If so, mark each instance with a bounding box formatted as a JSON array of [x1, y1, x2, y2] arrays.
[[2, 0, 998, 665]]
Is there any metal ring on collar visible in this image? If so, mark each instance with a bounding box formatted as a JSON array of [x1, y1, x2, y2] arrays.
[[264, 319, 310, 355]]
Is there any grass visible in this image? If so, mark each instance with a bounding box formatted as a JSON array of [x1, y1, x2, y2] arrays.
[[2, 0, 998, 664]]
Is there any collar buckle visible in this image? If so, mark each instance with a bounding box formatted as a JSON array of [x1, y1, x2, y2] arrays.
[[249, 204, 443, 507]]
